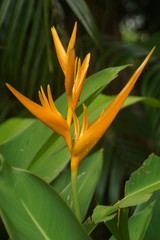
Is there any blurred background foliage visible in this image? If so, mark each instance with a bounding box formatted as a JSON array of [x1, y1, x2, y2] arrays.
[[0, 0, 160, 239]]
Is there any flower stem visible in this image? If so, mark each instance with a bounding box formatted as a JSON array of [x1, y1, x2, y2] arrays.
[[71, 170, 81, 222]]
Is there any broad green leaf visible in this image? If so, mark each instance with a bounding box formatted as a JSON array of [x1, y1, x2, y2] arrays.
[[53, 150, 103, 220], [92, 154, 160, 223], [0, 156, 90, 240], [0, 120, 52, 169], [0, 118, 70, 183], [125, 154, 160, 198], [28, 133, 70, 182], [129, 201, 155, 240], [0, 118, 34, 145]]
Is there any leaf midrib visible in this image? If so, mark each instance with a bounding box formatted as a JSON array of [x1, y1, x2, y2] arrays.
[[22, 200, 51, 240]]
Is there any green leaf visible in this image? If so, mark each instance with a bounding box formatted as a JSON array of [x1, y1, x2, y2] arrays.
[[117, 208, 130, 240], [64, 0, 101, 49], [143, 191, 160, 240], [129, 201, 155, 240], [122, 96, 160, 109], [92, 204, 117, 224], [0, 118, 71, 183], [125, 154, 160, 199], [106, 208, 130, 240], [92, 154, 160, 223], [0, 156, 90, 240], [28, 133, 70, 182], [53, 150, 103, 220], [0, 118, 34, 145], [83, 218, 97, 236], [0, 120, 52, 169], [21, 0, 43, 92], [109, 201, 154, 240]]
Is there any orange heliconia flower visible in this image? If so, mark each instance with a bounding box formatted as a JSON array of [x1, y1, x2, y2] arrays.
[[6, 22, 154, 175]]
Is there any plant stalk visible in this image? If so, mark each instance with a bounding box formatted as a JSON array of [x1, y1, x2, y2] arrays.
[[71, 170, 81, 222]]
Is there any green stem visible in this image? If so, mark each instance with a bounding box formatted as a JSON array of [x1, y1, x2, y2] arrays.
[[71, 170, 81, 222]]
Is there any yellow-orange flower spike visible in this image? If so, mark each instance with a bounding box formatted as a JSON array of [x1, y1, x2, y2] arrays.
[[65, 49, 76, 97], [51, 22, 77, 76], [66, 52, 90, 127], [70, 47, 155, 173], [72, 53, 91, 110], [51, 22, 90, 128], [6, 83, 72, 150]]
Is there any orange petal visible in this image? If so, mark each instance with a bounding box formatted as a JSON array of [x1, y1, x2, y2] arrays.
[[47, 84, 62, 116], [39, 86, 51, 110], [67, 22, 77, 54], [73, 53, 90, 109], [73, 110, 80, 141], [6, 83, 69, 139], [74, 57, 78, 80], [51, 27, 67, 75], [71, 47, 155, 162], [65, 49, 75, 97], [76, 53, 91, 90], [80, 104, 88, 136]]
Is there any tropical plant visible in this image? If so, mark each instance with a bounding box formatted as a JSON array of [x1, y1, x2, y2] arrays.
[[1, 1, 160, 239]]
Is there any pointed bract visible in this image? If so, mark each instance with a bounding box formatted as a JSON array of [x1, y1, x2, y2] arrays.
[[51, 22, 77, 76], [66, 52, 90, 126], [73, 110, 80, 141], [6, 83, 72, 149], [71, 47, 155, 169], [67, 22, 77, 54], [80, 104, 88, 136], [51, 27, 67, 75], [73, 53, 90, 110], [65, 49, 76, 97]]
